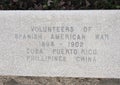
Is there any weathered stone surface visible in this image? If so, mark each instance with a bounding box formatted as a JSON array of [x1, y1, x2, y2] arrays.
[[0, 76, 120, 85], [98, 79, 120, 85]]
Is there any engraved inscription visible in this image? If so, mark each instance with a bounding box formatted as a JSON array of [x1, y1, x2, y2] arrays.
[[0, 11, 120, 78]]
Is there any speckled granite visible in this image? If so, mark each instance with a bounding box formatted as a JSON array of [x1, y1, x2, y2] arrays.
[[0, 76, 120, 85]]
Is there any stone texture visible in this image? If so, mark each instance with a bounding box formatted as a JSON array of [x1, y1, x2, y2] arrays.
[[98, 79, 120, 85], [0, 76, 120, 85]]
